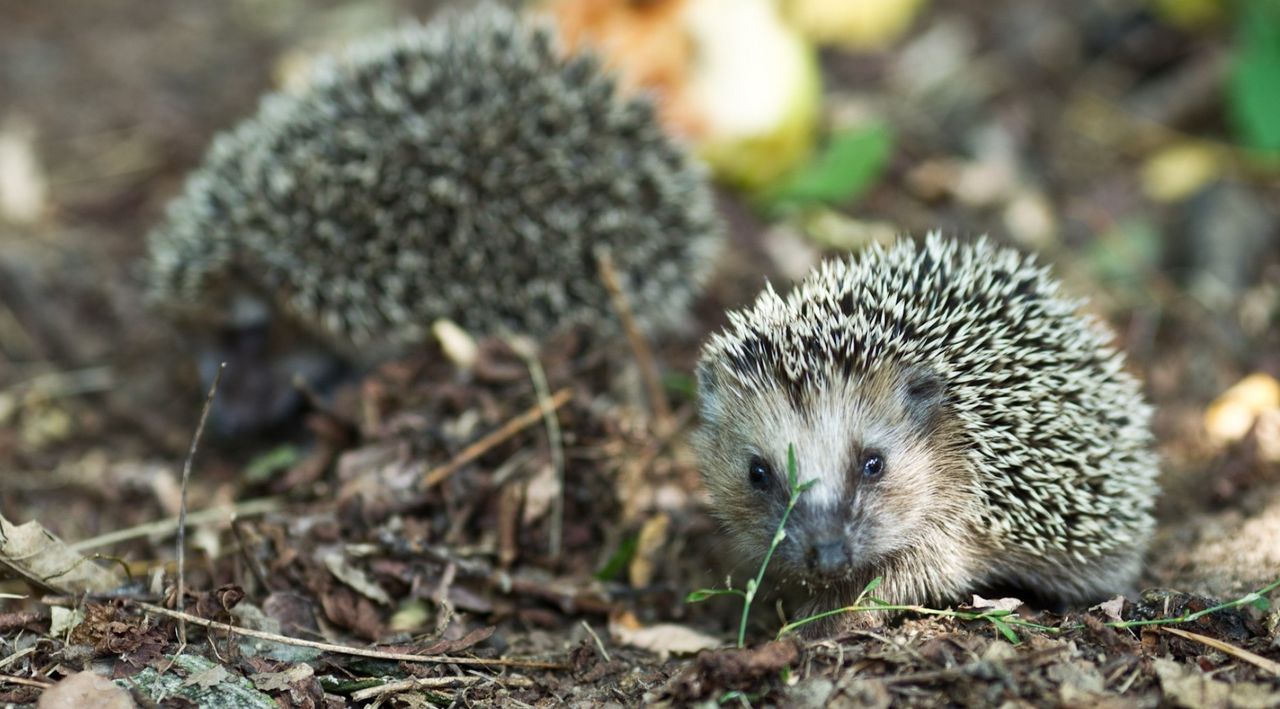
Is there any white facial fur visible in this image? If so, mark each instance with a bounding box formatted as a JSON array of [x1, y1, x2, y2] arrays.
[[696, 362, 975, 580]]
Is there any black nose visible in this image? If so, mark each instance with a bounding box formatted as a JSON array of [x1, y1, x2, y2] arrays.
[[809, 539, 847, 574]]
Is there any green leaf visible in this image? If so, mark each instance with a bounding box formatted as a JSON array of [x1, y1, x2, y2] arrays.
[[861, 577, 884, 596], [764, 122, 894, 212], [243, 445, 299, 484], [686, 588, 745, 603], [787, 444, 799, 490], [1230, 0, 1280, 151], [718, 689, 756, 706], [989, 617, 1022, 644], [594, 534, 637, 582], [1250, 595, 1271, 612], [663, 371, 697, 399]]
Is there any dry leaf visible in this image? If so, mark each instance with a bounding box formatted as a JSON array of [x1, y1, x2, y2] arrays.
[[1204, 373, 1280, 444], [970, 595, 1024, 612], [628, 513, 670, 588], [0, 514, 124, 594], [182, 664, 230, 690], [37, 671, 134, 709], [250, 664, 314, 692], [521, 462, 560, 526], [1091, 596, 1126, 623], [1141, 142, 1222, 203], [609, 611, 720, 660], [1153, 657, 1280, 709], [320, 548, 392, 606], [0, 117, 47, 224], [432, 319, 479, 371]]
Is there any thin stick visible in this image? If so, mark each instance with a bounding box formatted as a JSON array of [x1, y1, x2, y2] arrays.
[[1161, 626, 1280, 677], [71, 498, 282, 552], [420, 388, 572, 491], [597, 252, 671, 431], [581, 620, 611, 663], [119, 601, 568, 670], [351, 675, 534, 702], [506, 338, 566, 559], [176, 362, 225, 645], [0, 647, 35, 671], [0, 673, 53, 689]]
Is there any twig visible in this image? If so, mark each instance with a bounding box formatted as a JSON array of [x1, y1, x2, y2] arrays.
[[581, 620, 611, 663], [70, 498, 282, 552], [350, 675, 534, 702], [597, 252, 671, 431], [111, 601, 569, 670], [1161, 627, 1280, 677], [0, 673, 53, 689], [420, 388, 573, 491], [175, 362, 225, 645], [505, 337, 566, 559], [0, 647, 35, 671]]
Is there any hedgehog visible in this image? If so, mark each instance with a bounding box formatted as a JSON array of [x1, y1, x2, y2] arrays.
[[694, 233, 1159, 628], [144, 3, 721, 430]]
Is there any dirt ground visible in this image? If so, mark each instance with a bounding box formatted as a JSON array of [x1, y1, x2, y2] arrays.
[[2, 0, 1279, 706]]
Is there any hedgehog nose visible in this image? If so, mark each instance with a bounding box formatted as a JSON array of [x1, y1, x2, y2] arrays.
[[809, 539, 848, 574]]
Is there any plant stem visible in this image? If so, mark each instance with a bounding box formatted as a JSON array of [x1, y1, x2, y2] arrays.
[[738, 492, 801, 648]]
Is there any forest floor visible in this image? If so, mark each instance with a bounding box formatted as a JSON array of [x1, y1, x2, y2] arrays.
[[2, 0, 1279, 706]]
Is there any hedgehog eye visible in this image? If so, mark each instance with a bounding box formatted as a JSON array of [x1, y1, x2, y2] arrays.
[[860, 451, 885, 478], [747, 456, 773, 491]]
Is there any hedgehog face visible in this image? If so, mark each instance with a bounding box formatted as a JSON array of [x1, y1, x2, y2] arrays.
[[696, 360, 967, 585]]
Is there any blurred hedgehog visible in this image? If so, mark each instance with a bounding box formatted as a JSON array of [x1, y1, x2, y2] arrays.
[[146, 3, 721, 430], [695, 234, 1158, 629]]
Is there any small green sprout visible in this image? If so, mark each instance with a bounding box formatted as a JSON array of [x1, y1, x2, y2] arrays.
[[688, 444, 815, 649], [688, 448, 1280, 647]]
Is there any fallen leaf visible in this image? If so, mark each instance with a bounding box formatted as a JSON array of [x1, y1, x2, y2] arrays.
[[1092, 596, 1126, 623], [1154, 657, 1280, 709], [432, 319, 479, 371], [49, 607, 84, 637], [1141, 142, 1222, 203], [1205, 373, 1280, 444], [389, 599, 431, 633], [970, 595, 1024, 612], [417, 625, 496, 655], [629, 513, 670, 588], [181, 664, 230, 689], [0, 117, 48, 224], [521, 462, 560, 526], [0, 514, 124, 594], [37, 671, 134, 709], [609, 611, 720, 659], [249, 663, 314, 692], [320, 547, 392, 606]]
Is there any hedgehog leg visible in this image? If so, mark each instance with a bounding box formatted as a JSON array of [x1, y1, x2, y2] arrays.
[[199, 325, 350, 436]]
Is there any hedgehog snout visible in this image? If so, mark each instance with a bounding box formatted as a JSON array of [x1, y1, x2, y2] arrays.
[[791, 501, 857, 577], [806, 538, 851, 576]]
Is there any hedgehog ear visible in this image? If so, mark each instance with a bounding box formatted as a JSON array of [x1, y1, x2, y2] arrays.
[[695, 362, 726, 426], [901, 365, 946, 432]]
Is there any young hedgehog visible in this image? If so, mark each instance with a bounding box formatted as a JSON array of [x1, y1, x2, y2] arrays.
[[695, 234, 1158, 628], [145, 4, 720, 429]]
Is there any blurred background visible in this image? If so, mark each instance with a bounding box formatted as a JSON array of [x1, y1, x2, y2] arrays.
[[1, 0, 1279, 632]]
